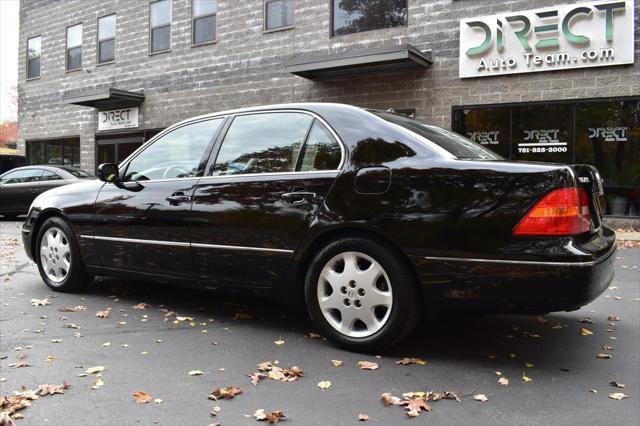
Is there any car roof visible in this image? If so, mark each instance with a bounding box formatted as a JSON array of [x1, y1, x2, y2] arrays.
[[171, 102, 364, 127]]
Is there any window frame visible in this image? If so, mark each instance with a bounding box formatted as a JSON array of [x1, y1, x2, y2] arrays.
[[119, 117, 227, 183], [149, 0, 172, 55], [204, 109, 346, 178], [191, 0, 218, 46], [65, 23, 83, 72], [329, 0, 409, 38], [263, 0, 295, 33], [97, 13, 117, 65], [26, 35, 42, 81]]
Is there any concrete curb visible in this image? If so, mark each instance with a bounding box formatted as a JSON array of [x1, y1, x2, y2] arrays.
[[616, 231, 640, 241]]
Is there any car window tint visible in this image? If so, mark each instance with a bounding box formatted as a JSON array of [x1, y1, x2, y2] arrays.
[[298, 121, 341, 171], [372, 111, 502, 161], [41, 170, 63, 181], [124, 119, 223, 182], [57, 167, 92, 178], [212, 112, 313, 175], [1, 169, 43, 184]]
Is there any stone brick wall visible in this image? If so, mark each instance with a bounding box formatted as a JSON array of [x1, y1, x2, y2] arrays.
[[17, 0, 640, 171]]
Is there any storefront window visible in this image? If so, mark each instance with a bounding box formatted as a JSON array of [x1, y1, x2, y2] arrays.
[[452, 97, 640, 217], [453, 108, 510, 158], [575, 100, 640, 216], [27, 138, 80, 167]]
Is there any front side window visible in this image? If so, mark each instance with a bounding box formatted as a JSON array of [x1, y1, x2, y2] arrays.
[[98, 14, 116, 63], [212, 113, 313, 175], [66, 24, 82, 71], [0, 169, 43, 184], [124, 119, 223, 181], [265, 0, 294, 30], [26, 36, 41, 79], [150, 0, 171, 53], [192, 0, 217, 44], [332, 0, 407, 36]]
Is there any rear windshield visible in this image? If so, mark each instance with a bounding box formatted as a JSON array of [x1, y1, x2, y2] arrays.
[[57, 166, 93, 178], [371, 111, 502, 161]]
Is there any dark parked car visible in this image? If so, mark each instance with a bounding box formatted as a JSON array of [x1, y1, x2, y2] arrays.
[[22, 104, 616, 351], [0, 154, 27, 174], [1, 165, 94, 218]]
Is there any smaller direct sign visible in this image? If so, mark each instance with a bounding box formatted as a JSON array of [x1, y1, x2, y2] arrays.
[[98, 107, 139, 131]]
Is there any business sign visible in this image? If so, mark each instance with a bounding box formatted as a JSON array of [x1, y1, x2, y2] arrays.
[[98, 107, 139, 131], [459, 0, 635, 78]]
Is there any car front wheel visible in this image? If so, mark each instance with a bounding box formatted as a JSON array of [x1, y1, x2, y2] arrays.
[[305, 237, 421, 352], [36, 217, 91, 292]]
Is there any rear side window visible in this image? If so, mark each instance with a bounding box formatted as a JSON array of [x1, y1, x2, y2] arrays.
[[0, 169, 43, 184], [212, 112, 313, 175], [298, 121, 341, 171], [41, 170, 63, 181], [372, 111, 502, 160]]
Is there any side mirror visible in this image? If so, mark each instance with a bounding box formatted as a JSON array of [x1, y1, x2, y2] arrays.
[[97, 163, 120, 183]]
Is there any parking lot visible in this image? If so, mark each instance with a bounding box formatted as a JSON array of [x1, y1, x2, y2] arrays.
[[1, 219, 639, 425]]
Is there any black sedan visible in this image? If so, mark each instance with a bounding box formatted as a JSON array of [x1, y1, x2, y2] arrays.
[[21, 104, 616, 351], [1, 165, 94, 218]]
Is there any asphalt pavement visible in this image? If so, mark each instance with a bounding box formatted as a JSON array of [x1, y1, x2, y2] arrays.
[[1, 219, 639, 426]]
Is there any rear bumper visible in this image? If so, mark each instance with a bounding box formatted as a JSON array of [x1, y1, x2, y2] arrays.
[[411, 235, 616, 315]]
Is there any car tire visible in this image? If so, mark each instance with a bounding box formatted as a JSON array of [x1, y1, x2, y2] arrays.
[[36, 216, 91, 292], [304, 237, 421, 352]]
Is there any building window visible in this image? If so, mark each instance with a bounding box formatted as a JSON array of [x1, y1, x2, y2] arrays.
[[264, 0, 294, 31], [66, 23, 83, 71], [27, 138, 80, 167], [452, 97, 640, 217], [192, 0, 217, 44], [98, 14, 116, 63], [331, 0, 407, 36], [26, 36, 41, 79], [150, 0, 171, 53]]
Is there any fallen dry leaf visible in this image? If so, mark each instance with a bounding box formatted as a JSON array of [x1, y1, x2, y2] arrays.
[[396, 358, 427, 366], [253, 408, 286, 423], [609, 392, 627, 400], [36, 382, 71, 396], [596, 354, 613, 359], [209, 406, 221, 417], [274, 338, 285, 346], [579, 328, 594, 336], [231, 312, 254, 321], [331, 359, 343, 367], [317, 381, 332, 390], [133, 391, 152, 404], [358, 361, 379, 370], [607, 315, 620, 321], [133, 303, 150, 311], [63, 323, 80, 329], [522, 374, 532, 383], [358, 413, 370, 421], [208, 386, 242, 400], [498, 377, 509, 386], [189, 370, 205, 376], [59, 305, 86, 312], [85, 366, 105, 374], [381, 393, 402, 406], [403, 397, 432, 414], [305, 332, 322, 339], [609, 381, 625, 388], [578, 318, 595, 324], [96, 310, 110, 318], [250, 361, 303, 385], [30, 298, 51, 306], [9, 363, 31, 369], [473, 394, 488, 402]]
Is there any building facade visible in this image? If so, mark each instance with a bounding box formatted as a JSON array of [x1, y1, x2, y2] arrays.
[[17, 0, 639, 217]]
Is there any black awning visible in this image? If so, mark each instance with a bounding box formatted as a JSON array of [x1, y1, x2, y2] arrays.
[[63, 87, 145, 109], [285, 44, 433, 79]]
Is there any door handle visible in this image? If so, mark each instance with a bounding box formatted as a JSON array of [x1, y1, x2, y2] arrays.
[[166, 192, 191, 205], [281, 191, 316, 204]]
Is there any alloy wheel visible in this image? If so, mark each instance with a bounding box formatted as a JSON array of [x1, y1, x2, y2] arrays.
[[317, 251, 393, 338], [39, 227, 71, 283]]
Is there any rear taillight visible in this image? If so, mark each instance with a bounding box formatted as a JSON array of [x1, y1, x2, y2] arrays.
[[513, 187, 591, 236]]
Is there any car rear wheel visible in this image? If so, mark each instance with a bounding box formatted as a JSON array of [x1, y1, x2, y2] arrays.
[[36, 217, 91, 292], [305, 237, 421, 352]]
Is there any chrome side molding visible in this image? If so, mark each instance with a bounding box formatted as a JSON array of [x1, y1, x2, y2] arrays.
[[423, 255, 594, 267]]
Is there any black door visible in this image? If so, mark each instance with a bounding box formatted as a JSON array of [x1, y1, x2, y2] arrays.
[[92, 118, 224, 277], [191, 112, 344, 286], [0, 168, 44, 214]]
